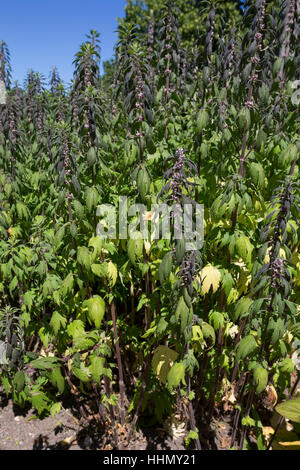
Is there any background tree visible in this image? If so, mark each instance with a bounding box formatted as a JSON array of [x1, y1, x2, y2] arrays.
[[121, 0, 243, 50]]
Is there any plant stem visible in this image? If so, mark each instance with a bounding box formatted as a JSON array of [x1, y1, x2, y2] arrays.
[[111, 299, 126, 426], [126, 352, 151, 445]]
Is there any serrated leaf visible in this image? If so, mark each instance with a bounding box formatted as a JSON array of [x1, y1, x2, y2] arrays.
[[23, 291, 34, 311], [208, 310, 225, 330], [30, 356, 61, 370], [249, 162, 265, 188], [72, 365, 91, 383], [31, 392, 50, 414], [280, 358, 295, 374], [12, 371, 25, 393], [50, 311, 67, 335], [50, 402, 61, 417], [50, 367, 65, 394], [60, 273, 74, 297], [67, 320, 85, 338]]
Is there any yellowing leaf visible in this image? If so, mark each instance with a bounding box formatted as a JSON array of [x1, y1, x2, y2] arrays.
[[107, 261, 118, 287], [191, 325, 204, 343], [152, 346, 178, 384], [199, 265, 221, 295], [264, 247, 286, 264], [235, 236, 254, 267]]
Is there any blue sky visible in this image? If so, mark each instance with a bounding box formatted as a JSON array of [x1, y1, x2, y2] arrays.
[[0, 0, 127, 87]]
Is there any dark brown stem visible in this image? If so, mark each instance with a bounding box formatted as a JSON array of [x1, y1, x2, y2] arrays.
[[111, 299, 126, 425], [187, 371, 201, 450], [239, 388, 255, 450], [230, 372, 248, 448], [103, 375, 118, 449], [126, 352, 151, 445]]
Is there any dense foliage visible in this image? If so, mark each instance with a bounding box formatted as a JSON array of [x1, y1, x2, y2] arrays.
[[0, 0, 299, 450]]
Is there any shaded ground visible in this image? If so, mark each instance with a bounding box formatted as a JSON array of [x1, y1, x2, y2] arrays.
[[2, 379, 298, 450], [0, 393, 187, 450]]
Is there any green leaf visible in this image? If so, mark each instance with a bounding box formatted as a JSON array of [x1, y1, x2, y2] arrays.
[[86, 187, 99, 212], [23, 291, 34, 311], [127, 237, 143, 265], [72, 365, 91, 383], [267, 318, 285, 345], [88, 236, 102, 260], [159, 252, 173, 284], [77, 246, 91, 270], [197, 109, 209, 132], [241, 415, 256, 427], [60, 273, 74, 297], [50, 311, 67, 335], [67, 320, 85, 338], [70, 222, 77, 239], [137, 165, 151, 201], [54, 225, 65, 247], [137, 293, 150, 312], [167, 362, 186, 389], [91, 263, 107, 278], [238, 107, 251, 130], [89, 356, 106, 384], [49, 367, 65, 394], [31, 392, 50, 414], [50, 402, 61, 417], [175, 239, 185, 264], [30, 356, 61, 370], [13, 371, 25, 393], [73, 332, 98, 350], [280, 358, 295, 374], [201, 322, 216, 348], [87, 147, 97, 167], [249, 162, 265, 188], [84, 296, 105, 329], [276, 397, 300, 423], [234, 297, 253, 321], [253, 366, 268, 394], [156, 318, 168, 336], [235, 236, 253, 266], [208, 310, 225, 330], [235, 335, 257, 362]]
